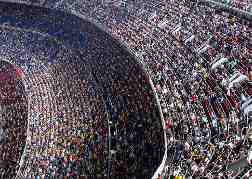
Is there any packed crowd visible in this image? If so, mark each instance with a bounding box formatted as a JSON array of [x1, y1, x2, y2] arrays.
[[39, 0, 251, 177], [22, 61, 110, 178], [0, 0, 251, 178], [0, 61, 27, 178], [0, 8, 164, 178], [85, 33, 165, 178]]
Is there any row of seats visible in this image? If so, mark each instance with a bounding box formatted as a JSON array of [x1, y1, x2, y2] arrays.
[[210, 0, 252, 13]]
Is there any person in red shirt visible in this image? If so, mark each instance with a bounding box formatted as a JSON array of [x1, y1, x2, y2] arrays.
[[165, 119, 173, 136], [191, 95, 197, 103]]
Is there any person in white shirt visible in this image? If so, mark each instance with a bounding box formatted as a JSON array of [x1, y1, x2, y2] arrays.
[[0, 127, 4, 143]]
